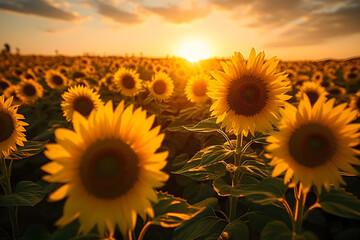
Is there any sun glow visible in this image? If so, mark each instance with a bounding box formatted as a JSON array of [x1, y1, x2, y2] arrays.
[[178, 39, 211, 62]]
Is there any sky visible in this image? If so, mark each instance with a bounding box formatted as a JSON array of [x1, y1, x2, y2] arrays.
[[0, 0, 360, 60]]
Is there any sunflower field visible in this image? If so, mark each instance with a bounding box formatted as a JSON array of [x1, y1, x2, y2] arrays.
[[0, 49, 360, 240]]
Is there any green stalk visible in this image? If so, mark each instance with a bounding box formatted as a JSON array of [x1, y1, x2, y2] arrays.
[[229, 133, 243, 221], [293, 185, 307, 235], [0, 157, 19, 240]]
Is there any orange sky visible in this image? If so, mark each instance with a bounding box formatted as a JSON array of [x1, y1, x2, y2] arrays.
[[0, 0, 359, 60]]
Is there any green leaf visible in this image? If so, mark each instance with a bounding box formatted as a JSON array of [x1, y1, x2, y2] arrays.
[[243, 178, 287, 207], [183, 117, 220, 133], [173, 216, 228, 240], [261, 221, 317, 240], [0, 181, 44, 207], [201, 145, 234, 166], [6, 141, 47, 160], [151, 192, 205, 228], [172, 148, 227, 181], [173, 198, 219, 239], [213, 178, 247, 197], [223, 219, 249, 240], [319, 188, 360, 220], [238, 159, 270, 178]]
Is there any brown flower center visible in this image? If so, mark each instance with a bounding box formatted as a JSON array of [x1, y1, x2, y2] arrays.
[[289, 123, 336, 168], [347, 73, 357, 79], [106, 76, 113, 85], [23, 84, 36, 96], [73, 96, 94, 117], [227, 75, 268, 116], [25, 73, 34, 80], [329, 88, 341, 95], [305, 90, 319, 106], [153, 80, 167, 95], [192, 80, 207, 97], [122, 74, 135, 89], [79, 139, 139, 199], [0, 111, 14, 142], [52, 75, 63, 86]]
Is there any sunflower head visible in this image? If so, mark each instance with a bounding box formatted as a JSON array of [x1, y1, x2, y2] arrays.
[[3, 85, 22, 105], [350, 90, 360, 117], [46, 70, 68, 90], [61, 85, 104, 122], [295, 81, 328, 106], [42, 101, 168, 236], [185, 73, 210, 103], [267, 95, 360, 193], [16, 79, 44, 105], [208, 48, 291, 136], [311, 71, 323, 83], [0, 95, 28, 158], [148, 72, 174, 101], [114, 68, 142, 96], [343, 69, 360, 84]]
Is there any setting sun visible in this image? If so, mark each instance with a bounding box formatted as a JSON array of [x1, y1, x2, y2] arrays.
[[178, 39, 211, 62]]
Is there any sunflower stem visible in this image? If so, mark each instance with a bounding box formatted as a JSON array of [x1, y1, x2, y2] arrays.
[[0, 157, 20, 240], [155, 99, 161, 125], [137, 222, 151, 240], [293, 184, 307, 235], [229, 133, 243, 221]]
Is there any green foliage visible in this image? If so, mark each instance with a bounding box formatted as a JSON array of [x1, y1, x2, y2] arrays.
[[243, 178, 287, 207], [182, 117, 220, 133], [6, 141, 47, 160], [172, 145, 231, 181], [261, 221, 317, 240], [151, 192, 205, 228], [319, 187, 360, 220], [173, 197, 249, 239], [0, 181, 44, 207]]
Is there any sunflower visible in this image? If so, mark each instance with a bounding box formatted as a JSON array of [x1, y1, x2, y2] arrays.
[[175, 67, 189, 80], [185, 74, 210, 103], [208, 49, 291, 136], [3, 86, 22, 105], [114, 68, 142, 96], [148, 72, 174, 101], [42, 101, 168, 236], [350, 90, 360, 117], [61, 85, 103, 122], [327, 85, 346, 97], [45, 70, 68, 90], [295, 81, 328, 106], [0, 95, 28, 158], [16, 79, 44, 105], [343, 69, 360, 84], [311, 71, 323, 83], [267, 95, 360, 193], [101, 73, 116, 91], [21, 69, 37, 81]]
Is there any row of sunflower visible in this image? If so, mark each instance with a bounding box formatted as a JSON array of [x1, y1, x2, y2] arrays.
[[0, 50, 359, 240]]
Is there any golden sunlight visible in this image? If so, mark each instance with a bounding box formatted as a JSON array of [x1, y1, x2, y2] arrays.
[[178, 39, 211, 62]]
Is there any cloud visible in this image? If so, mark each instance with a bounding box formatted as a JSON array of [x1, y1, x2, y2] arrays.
[[0, 0, 85, 22], [210, 0, 251, 10], [267, 0, 360, 47], [143, 3, 210, 24], [93, 0, 142, 24]]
